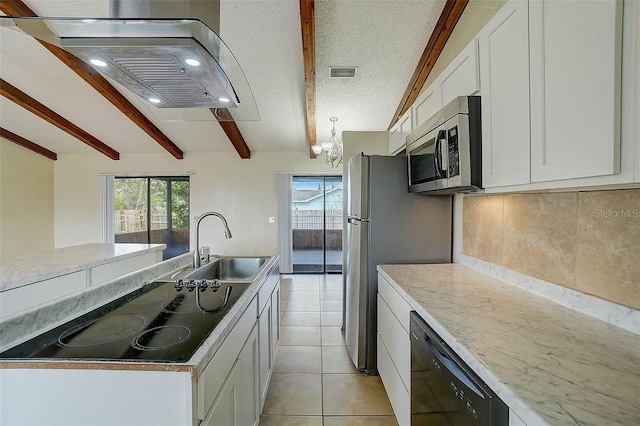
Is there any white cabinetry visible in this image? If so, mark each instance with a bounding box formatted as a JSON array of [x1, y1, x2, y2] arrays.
[[479, 0, 531, 187], [529, 0, 623, 182], [412, 39, 480, 133], [479, 0, 635, 192], [439, 39, 480, 107], [389, 109, 412, 155], [258, 279, 280, 410], [377, 273, 411, 426], [397, 38, 479, 156], [413, 85, 442, 131], [198, 297, 258, 420], [202, 324, 259, 426]]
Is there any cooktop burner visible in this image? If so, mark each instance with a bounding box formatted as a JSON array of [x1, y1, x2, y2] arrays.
[[132, 325, 191, 350], [0, 281, 249, 363], [58, 315, 147, 348]]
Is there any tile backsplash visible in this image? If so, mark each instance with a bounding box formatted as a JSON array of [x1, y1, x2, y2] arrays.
[[463, 189, 640, 309]]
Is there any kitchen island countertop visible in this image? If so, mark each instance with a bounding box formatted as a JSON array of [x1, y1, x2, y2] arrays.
[[0, 243, 166, 292], [377, 263, 640, 426]]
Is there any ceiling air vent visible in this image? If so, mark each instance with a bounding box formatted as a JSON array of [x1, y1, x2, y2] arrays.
[[330, 67, 357, 78]]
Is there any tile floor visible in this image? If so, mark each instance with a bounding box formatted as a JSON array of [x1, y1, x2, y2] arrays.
[[260, 274, 398, 426]]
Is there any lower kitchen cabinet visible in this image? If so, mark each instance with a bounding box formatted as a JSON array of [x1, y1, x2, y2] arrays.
[[258, 280, 280, 410], [203, 324, 259, 426], [377, 273, 411, 426]]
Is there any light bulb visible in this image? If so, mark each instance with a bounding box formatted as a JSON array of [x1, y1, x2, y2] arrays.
[[89, 59, 107, 67]]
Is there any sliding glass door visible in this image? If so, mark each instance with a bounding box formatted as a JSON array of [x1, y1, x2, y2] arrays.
[[114, 177, 189, 260], [291, 176, 343, 273]]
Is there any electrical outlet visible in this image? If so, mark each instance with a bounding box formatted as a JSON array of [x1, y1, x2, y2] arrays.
[[268, 217, 275, 223]]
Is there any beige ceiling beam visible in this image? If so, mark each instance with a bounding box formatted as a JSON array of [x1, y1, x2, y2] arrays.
[[388, 0, 469, 130], [0, 0, 185, 159], [0, 79, 120, 160], [0, 127, 58, 160], [300, 0, 317, 159]]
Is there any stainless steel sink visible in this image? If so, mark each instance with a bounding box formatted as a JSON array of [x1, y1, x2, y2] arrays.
[[185, 257, 268, 281]]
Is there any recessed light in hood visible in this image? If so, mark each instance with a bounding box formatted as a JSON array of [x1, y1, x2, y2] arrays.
[[0, 11, 259, 121]]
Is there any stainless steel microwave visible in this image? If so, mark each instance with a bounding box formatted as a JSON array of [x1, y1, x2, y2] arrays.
[[406, 96, 482, 195]]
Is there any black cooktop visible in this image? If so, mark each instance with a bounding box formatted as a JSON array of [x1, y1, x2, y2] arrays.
[[0, 281, 248, 363]]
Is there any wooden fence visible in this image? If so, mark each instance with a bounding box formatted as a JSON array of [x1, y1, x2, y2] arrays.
[[292, 209, 342, 230], [115, 210, 169, 234]]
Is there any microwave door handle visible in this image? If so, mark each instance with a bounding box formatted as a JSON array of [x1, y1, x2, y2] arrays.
[[434, 134, 442, 178], [439, 130, 448, 178]]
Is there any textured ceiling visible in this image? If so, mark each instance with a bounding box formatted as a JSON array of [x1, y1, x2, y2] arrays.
[[0, 0, 446, 157], [315, 0, 446, 144]]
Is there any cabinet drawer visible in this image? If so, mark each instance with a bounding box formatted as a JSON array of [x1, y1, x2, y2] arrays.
[[258, 265, 279, 315], [378, 294, 410, 391], [197, 296, 258, 420], [378, 273, 411, 332], [377, 333, 410, 426]]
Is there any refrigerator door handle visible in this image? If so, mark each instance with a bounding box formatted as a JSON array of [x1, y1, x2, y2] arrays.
[[347, 217, 369, 225]]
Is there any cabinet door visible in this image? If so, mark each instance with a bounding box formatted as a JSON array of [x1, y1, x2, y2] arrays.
[[479, 0, 531, 187], [270, 283, 280, 359], [258, 301, 272, 410], [236, 325, 259, 426], [529, 0, 623, 182], [388, 122, 401, 155], [439, 39, 480, 106], [203, 325, 259, 426], [390, 109, 413, 156], [413, 85, 442, 130]]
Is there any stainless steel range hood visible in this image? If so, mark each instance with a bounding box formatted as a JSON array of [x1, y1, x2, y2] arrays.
[[0, 0, 258, 120]]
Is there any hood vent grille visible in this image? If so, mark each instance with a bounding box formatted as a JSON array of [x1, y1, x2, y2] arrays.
[[108, 55, 213, 107]]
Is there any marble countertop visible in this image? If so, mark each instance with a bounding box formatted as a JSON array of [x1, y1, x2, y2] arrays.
[[0, 243, 166, 292], [377, 264, 640, 426], [0, 255, 280, 377]]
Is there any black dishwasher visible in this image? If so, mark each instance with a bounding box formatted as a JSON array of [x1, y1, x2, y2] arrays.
[[410, 312, 508, 426]]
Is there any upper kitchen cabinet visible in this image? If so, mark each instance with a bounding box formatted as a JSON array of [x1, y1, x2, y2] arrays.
[[439, 39, 481, 107], [479, 0, 531, 187], [529, 0, 623, 182], [412, 39, 481, 132], [412, 84, 441, 134], [389, 108, 413, 156]]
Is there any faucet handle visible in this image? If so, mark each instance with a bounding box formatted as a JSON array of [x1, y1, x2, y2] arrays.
[[185, 280, 197, 292], [209, 279, 221, 292], [174, 279, 185, 292]]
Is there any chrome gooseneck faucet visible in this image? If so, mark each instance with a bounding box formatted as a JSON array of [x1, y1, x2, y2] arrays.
[[194, 212, 232, 269]]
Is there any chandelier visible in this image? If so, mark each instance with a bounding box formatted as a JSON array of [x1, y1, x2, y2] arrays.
[[312, 117, 343, 168]]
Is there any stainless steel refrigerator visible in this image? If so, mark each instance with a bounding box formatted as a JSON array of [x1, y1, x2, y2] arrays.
[[344, 153, 452, 374]]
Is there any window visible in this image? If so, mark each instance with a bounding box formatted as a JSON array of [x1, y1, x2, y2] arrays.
[[113, 176, 190, 260]]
